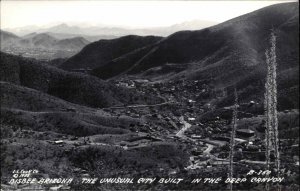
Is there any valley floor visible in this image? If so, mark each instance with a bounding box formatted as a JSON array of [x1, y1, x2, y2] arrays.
[[1, 78, 299, 191]]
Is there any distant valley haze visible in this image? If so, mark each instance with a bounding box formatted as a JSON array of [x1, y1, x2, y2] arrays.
[[1, 0, 294, 37], [0, 1, 296, 60], [0, 20, 220, 60], [3, 20, 219, 37]]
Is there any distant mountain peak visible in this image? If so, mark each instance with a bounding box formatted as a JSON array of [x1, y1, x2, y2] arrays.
[[56, 23, 69, 27], [1, 30, 90, 58]]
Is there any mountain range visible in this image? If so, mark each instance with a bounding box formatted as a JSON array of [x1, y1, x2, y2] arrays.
[[5, 20, 217, 37], [2, 2, 298, 110], [0, 31, 90, 51], [62, 2, 299, 110], [0, 3, 299, 190], [89, 3, 298, 80]]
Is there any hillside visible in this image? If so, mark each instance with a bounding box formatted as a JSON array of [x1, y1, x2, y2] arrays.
[[60, 35, 162, 70], [1, 3, 299, 190], [0, 30, 20, 47], [20, 33, 58, 48], [7, 32, 90, 51], [0, 52, 161, 108], [44, 32, 117, 42], [0, 31, 91, 59], [54, 37, 90, 50], [0, 81, 141, 136], [0, 81, 96, 113], [0, 52, 187, 189], [1, 68, 188, 188], [91, 3, 298, 79], [90, 2, 299, 109]]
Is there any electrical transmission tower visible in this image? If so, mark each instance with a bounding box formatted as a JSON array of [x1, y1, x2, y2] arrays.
[[264, 31, 280, 191], [229, 88, 238, 191]]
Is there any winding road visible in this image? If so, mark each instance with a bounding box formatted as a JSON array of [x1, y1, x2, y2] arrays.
[[176, 116, 192, 138], [103, 101, 174, 109]]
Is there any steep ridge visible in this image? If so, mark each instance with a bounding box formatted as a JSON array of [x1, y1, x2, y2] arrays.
[[0, 85, 140, 136], [89, 2, 299, 109], [1, 80, 144, 137], [91, 3, 298, 83], [1, 81, 96, 112], [60, 35, 163, 70], [0, 52, 161, 108]]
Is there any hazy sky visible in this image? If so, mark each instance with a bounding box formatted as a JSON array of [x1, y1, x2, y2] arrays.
[[1, 0, 295, 29]]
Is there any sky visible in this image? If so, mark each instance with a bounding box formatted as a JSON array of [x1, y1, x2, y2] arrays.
[[0, 0, 295, 29]]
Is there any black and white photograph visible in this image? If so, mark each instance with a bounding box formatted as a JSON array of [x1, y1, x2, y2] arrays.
[[0, 0, 299, 190]]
